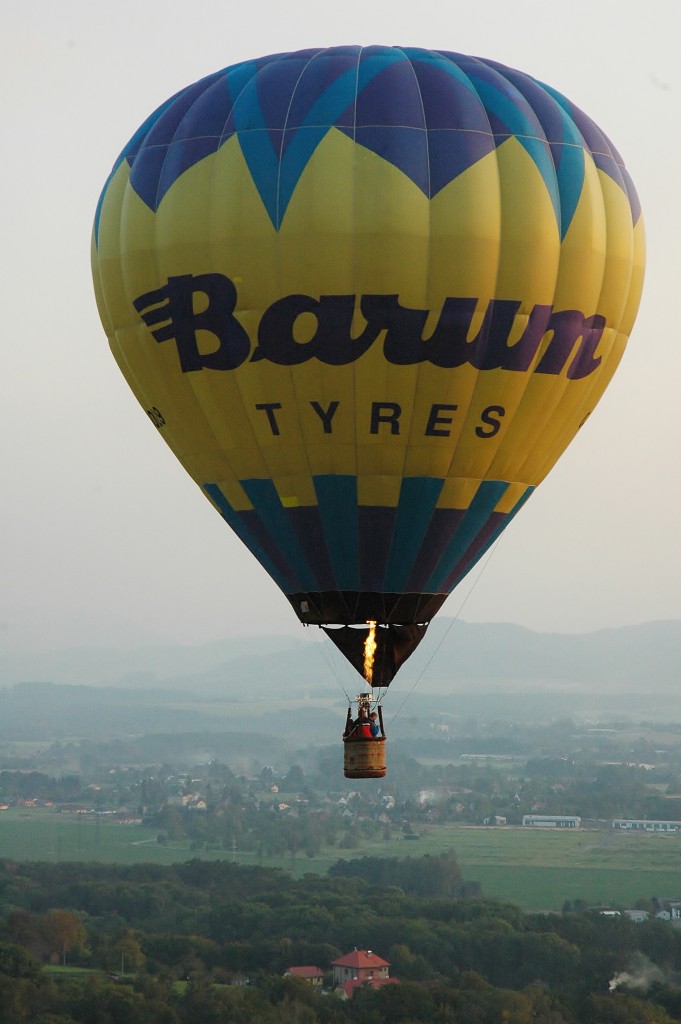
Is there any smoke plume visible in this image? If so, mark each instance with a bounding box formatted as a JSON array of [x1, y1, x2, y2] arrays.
[[609, 953, 664, 993]]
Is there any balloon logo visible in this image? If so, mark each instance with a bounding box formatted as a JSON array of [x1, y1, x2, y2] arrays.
[[92, 46, 645, 686]]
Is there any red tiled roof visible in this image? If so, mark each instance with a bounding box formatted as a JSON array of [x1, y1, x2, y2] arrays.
[[342, 977, 399, 998], [332, 949, 389, 969], [286, 966, 325, 979]]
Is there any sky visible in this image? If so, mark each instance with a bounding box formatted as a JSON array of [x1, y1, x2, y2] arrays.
[[1, 0, 680, 656]]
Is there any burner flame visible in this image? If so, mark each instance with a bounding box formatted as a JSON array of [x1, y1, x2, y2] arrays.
[[363, 621, 377, 685]]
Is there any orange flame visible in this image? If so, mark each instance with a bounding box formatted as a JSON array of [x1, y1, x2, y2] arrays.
[[363, 620, 377, 685]]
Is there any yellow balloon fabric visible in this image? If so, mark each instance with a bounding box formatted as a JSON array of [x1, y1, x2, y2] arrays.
[[92, 46, 645, 650]]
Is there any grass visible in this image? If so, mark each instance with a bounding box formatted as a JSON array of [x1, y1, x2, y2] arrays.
[[43, 965, 103, 978], [0, 808, 225, 866], [2, 809, 681, 911]]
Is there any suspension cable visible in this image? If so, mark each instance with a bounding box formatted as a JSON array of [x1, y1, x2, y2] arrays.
[[304, 624, 356, 704], [385, 536, 503, 726]]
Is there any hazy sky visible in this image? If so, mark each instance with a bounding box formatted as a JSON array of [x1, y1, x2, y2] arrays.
[[2, 1, 679, 655]]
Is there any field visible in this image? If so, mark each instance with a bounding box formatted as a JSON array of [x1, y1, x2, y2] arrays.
[[2, 809, 681, 911]]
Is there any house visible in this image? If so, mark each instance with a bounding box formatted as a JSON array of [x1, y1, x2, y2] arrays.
[[284, 966, 325, 987], [624, 910, 649, 923], [339, 977, 399, 1000], [652, 899, 681, 921], [331, 949, 390, 986], [612, 819, 681, 832], [522, 814, 581, 828]]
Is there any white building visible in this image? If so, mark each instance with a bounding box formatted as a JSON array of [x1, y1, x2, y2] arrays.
[[612, 819, 681, 832], [522, 814, 581, 828]]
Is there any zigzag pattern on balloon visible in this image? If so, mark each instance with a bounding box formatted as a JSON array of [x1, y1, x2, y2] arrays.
[[97, 46, 641, 237]]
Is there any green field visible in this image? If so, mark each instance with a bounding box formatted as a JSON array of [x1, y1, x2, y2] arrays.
[[2, 810, 681, 911]]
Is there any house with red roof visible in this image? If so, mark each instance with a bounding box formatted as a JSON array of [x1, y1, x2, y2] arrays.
[[340, 976, 399, 1000], [331, 949, 390, 986], [284, 965, 325, 987]]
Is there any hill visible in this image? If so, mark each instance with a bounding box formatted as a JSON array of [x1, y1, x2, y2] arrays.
[[0, 620, 679, 741], [1, 619, 678, 694]]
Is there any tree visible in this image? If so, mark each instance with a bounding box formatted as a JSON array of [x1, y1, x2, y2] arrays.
[[281, 765, 306, 793], [0, 942, 40, 979], [6, 910, 49, 963], [388, 943, 434, 981], [43, 910, 86, 967], [110, 933, 146, 974]]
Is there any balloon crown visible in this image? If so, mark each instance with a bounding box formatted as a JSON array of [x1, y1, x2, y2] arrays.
[[95, 45, 641, 237]]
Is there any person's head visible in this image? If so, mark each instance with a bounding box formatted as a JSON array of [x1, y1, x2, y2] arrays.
[[370, 712, 377, 720]]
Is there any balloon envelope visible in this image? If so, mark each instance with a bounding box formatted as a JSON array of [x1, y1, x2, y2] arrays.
[[92, 46, 645, 679]]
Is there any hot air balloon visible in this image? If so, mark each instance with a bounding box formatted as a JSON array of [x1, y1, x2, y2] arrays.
[[92, 46, 644, 777]]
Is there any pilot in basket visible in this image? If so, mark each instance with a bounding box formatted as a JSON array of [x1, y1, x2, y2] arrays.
[[342, 692, 386, 779]]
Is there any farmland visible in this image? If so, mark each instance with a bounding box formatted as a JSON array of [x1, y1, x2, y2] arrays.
[[2, 808, 681, 911]]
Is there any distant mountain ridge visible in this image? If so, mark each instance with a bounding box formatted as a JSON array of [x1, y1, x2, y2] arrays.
[[0, 620, 679, 743], [0, 619, 678, 693]]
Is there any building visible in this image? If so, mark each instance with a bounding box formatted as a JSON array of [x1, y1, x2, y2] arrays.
[[653, 900, 681, 920], [624, 910, 650, 923], [331, 949, 390, 986], [339, 977, 399, 1000], [522, 814, 581, 828], [284, 966, 325, 987], [612, 819, 681, 832]]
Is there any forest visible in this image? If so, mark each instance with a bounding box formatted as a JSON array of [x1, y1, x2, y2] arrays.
[[2, 854, 681, 1023]]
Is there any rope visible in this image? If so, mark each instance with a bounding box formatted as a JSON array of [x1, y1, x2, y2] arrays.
[[385, 536, 503, 726], [311, 528, 503, 714], [305, 625, 357, 705]]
